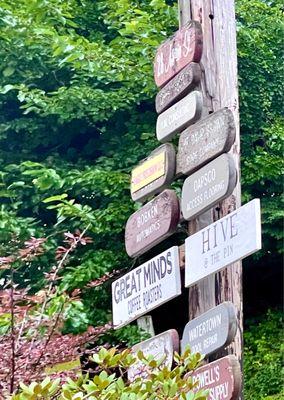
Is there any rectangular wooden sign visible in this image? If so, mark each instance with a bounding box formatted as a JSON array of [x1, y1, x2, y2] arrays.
[[128, 329, 179, 381], [154, 21, 203, 88], [125, 189, 180, 258], [155, 62, 201, 114], [181, 154, 237, 221], [112, 246, 181, 329], [177, 108, 236, 175], [181, 302, 237, 357], [185, 199, 262, 287], [189, 356, 241, 400], [156, 90, 203, 143], [131, 143, 176, 203]]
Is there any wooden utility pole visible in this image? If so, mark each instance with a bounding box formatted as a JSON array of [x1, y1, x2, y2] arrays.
[[178, 1, 243, 398]]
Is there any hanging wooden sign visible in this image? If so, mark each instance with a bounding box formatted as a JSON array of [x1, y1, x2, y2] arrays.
[[154, 21, 203, 88], [185, 199, 262, 287], [125, 189, 180, 258], [156, 91, 203, 143], [128, 329, 179, 381], [181, 302, 237, 356], [189, 356, 241, 400], [112, 246, 181, 329], [181, 154, 237, 221], [176, 108, 236, 176], [131, 143, 176, 203], [155, 63, 201, 114]]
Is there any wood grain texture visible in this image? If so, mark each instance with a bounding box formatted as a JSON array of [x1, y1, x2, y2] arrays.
[[155, 62, 201, 114], [131, 143, 176, 203], [177, 108, 236, 175], [125, 189, 180, 258], [178, 1, 242, 397], [154, 21, 203, 88]]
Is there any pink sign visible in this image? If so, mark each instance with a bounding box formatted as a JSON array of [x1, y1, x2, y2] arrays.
[[154, 21, 203, 88]]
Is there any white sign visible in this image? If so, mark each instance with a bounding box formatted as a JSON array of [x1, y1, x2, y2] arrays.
[[112, 246, 181, 329], [128, 329, 179, 381], [185, 199, 262, 287]]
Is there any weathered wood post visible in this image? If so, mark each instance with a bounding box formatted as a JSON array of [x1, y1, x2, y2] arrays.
[[178, 1, 243, 398]]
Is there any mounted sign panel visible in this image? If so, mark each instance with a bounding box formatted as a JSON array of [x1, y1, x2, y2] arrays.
[[156, 91, 203, 143], [154, 21, 203, 88], [189, 356, 241, 400], [112, 246, 181, 329], [131, 143, 176, 203], [125, 189, 180, 258], [181, 302, 237, 357], [181, 154, 237, 221], [177, 108, 236, 175], [128, 329, 179, 381], [155, 63, 201, 114], [185, 199, 262, 287]]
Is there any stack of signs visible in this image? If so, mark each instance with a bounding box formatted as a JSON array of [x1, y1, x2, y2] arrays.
[[112, 20, 206, 330], [128, 329, 179, 381]]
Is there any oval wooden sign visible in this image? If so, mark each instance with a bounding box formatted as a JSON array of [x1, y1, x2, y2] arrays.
[[155, 63, 201, 114], [181, 302, 237, 357], [154, 21, 203, 88], [128, 329, 179, 381], [125, 189, 180, 258], [156, 91, 203, 143], [177, 108, 236, 175], [189, 356, 241, 400], [131, 143, 176, 203], [181, 154, 237, 221]]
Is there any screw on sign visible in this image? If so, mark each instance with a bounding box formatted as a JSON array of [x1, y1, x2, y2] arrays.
[[181, 302, 237, 357], [181, 153, 237, 221], [128, 329, 179, 381], [156, 90, 203, 143], [112, 246, 181, 329], [176, 108, 236, 176], [188, 356, 241, 400], [125, 189, 180, 258], [130, 143, 176, 203], [154, 21, 203, 88], [155, 62, 201, 114], [185, 199, 262, 288]]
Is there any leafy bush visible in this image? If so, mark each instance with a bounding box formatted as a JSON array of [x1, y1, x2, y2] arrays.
[[11, 347, 207, 400], [244, 309, 284, 399]]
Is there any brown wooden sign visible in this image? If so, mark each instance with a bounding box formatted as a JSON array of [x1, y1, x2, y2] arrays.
[[128, 329, 179, 381], [131, 143, 176, 203], [177, 108, 236, 175], [181, 302, 237, 357], [125, 189, 180, 258], [154, 21, 203, 88], [156, 91, 203, 143], [181, 154, 237, 221], [155, 63, 201, 114], [189, 356, 241, 400]]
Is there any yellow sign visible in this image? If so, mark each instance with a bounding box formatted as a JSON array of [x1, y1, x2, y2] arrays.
[[44, 358, 81, 374], [131, 152, 166, 194]]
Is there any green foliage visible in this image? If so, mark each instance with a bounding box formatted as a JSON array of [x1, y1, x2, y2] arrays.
[[244, 309, 284, 399], [11, 347, 207, 399], [0, 0, 282, 357]]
